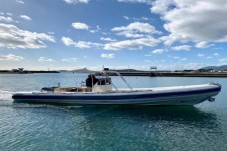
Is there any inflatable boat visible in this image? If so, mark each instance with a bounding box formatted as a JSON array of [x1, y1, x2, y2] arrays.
[[12, 71, 221, 106]]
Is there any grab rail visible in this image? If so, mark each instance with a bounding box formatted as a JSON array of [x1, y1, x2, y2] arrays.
[[209, 83, 222, 88]]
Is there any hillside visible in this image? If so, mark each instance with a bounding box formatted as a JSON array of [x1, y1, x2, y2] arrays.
[[71, 68, 92, 73], [58, 68, 149, 73], [201, 65, 227, 71]]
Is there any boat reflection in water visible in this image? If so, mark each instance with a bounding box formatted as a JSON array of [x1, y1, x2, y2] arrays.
[[75, 106, 218, 127], [66, 106, 222, 150]]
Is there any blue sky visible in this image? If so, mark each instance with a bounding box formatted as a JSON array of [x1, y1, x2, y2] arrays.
[[0, 0, 227, 71]]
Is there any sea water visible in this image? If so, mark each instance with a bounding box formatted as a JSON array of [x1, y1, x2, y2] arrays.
[[0, 73, 227, 151]]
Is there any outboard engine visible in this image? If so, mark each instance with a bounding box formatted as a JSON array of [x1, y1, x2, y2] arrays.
[[208, 97, 215, 102]]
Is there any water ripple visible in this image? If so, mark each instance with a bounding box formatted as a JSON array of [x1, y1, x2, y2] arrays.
[[0, 90, 13, 101], [0, 74, 227, 150]]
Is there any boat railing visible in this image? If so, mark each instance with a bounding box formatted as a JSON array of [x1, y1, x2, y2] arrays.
[[94, 70, 133, 91], [81, 81, 86, 87]]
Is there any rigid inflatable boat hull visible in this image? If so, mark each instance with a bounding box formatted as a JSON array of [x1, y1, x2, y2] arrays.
[[12, 83, 221, 106]]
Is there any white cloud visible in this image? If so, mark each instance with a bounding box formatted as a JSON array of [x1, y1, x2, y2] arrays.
[[61, 37, 74, 46], [89, 30, 97, 33], [171, 45, 192, 51], [20, 15, 31, 21], [89, 25, 101, 33], [197, 53, 205, 57], [61, 58, 77, 62], [173, 56, 180, 59], [38, 57, 55, 62], [72, 22, 89, 30], [123, 16, 129, 20], [170, 55, 187, 61], [151, 0, 174, 14], [213, 47, 223, 50], [0, 54, 24, 61], [123, 16, 151, 21], [100, 37, 117, 42], [218, 58, 227, 65], [142, 17, 149, 20], [0, 23, 55, 49], [101, 54, 115, 59], [206, 56, 213, 59], [104, 37, 160, 50], [0, 16, 14, 23], [117, 0, 152, 4], [74, 41, 101, 48], [102, 32, 108, 35], [214, 53, 219, 56], [61, 36, 102, 49], [154, 0, 227, 45], [16, 0, 24, 4], [96, 25, 101, 30], [144, 54, 152, 57], [152, 49, 165, 54], [63, 0, 90, 4], [195, 41, 208, 48], [6, 13, 12, 16], [144, 60, 152, 62], [195, 41, 213, 48], [117, 32, 144, 38], [48, 32, 54, 35], [112, 22, 161, 38]]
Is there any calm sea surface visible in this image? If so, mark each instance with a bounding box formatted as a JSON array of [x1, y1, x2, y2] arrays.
[[0, 73, 227, 151]]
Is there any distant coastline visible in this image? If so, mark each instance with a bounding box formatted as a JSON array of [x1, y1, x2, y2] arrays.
[[114, 71, 227, 77], [2, 65, 227, 77], [66, 67, 227, 77], [0, 70, 59, 74]]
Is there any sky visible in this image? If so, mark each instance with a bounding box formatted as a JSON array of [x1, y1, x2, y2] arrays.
[[0, 0, 227, 71]]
